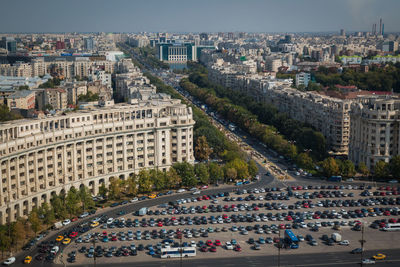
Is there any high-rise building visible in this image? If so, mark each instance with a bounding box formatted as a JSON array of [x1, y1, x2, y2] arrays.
[[0, 37, 17, 53], [84, 37, 94, 51], [379, 18, 383, 35], [56, 41, 65, 50], [340, 29, 345, 36]]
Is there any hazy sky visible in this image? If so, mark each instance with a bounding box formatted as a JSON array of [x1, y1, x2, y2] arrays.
[[1, 0, 399, 33]]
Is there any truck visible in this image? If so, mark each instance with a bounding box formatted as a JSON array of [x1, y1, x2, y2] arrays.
[[53, 221, 63, 230], [138, 207, 148, 216], [328, 176, 342, 182], [331, 233, 342, 242]]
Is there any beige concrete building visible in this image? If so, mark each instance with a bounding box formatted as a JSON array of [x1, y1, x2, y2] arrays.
[[349, 96, 400, 169], [0, 57, 115, 79], [0, 99, 194, 223], [35, 88, 68, 110], [4, 90, 35, 110]]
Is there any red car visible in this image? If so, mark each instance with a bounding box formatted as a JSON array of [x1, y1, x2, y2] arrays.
[[286, 216, 293, 221], [201, 246, 208, 252], [171, 217, 176, 221], [209, 246, 217, 252], [234, 245, 241, 251], [279, 224, 285, 229], [102, 231, 108, 236], [202, 195, 209, 200], [71, 217, 78, 222], [157, 222, 163, 227], [389, 218, 397, 223], [222, 214, 228, 219], [206, 240, 213, 246], [69, 232, 78, 238], [111, 236, 117, 241], [197, 197, 202, 201], [215, 240, 221, 246], [384, 211, 390, 216], [253, 206, 259, 211], [297, 186, 303, 190]]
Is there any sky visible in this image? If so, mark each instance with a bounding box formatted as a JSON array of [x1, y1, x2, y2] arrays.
[[0, 0, 399, 33]]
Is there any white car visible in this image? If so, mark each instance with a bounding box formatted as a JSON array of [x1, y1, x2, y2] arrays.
[[177, 189, 186, 193], [191, 241, 196, 247], [192, 190, 201, 195], [362, 259, 376, 265], [225, 242, 233, 250], [130, 197, 138, 202], [339, 240, 350, 246], [3, 257, 15, 265], [190, 187, 198, 191], [79, 212, 89, 218], [107, 218, 114, 224], [62, 219, 71, 225]]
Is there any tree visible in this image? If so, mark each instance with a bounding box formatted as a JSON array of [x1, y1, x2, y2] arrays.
[[194, 136, 213, 161], [165, 167, 182, 189], [18, 85, 29, 90], [195, 163, 210, 184], [389, 155, 400, 179], [108, 179, 122, 200], [28, 209, 40, 235], [296, 152, 314, 170], [138, 170, 152, 193], [65, 187, 80, 216], [247, 160, 258, 178], [358, 162, 369, 177], [225, 167, 237, 182], [321, 157, 340, 178], [0, 227, 11, 258], [339, 160, 356, 178], [126, 175, 138, 196], [12, 219, 25, 250], [50, 195, 67, 219], [226, 158, 249, 180], [208, 162, 224, 184], [374, 160, 389, 180], [39, 202, 55, 226], [173, 162, 197, 187], [150, 169, 165, 191], [79, 186, 95, 212], [98, 183, 108, 198], [0, 105, 22, 122]]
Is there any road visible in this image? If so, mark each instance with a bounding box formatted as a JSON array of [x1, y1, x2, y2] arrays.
[[63, 248, 400, 267]]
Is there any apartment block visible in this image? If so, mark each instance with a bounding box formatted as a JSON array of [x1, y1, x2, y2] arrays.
[[0, 99, 194, 223], [349, 96, 400, 169]]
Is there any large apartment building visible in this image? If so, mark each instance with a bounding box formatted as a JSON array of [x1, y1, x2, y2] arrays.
[[208, 60, 350, 154], [0, 99, 194, 223], [0, 57, 115, 79], [349, 96, 400, 169]]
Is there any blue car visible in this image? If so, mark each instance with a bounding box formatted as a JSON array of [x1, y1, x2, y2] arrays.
[[148, 248, 155, 255], [102, 237, 109, 242], [231, 239, 237, 245], [259, 237, 265, 244]]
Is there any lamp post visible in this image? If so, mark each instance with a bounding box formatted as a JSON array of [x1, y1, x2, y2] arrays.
[[278, 228, 281, 267], [92, 235, 97, 267], [360, 222, 366, 267]]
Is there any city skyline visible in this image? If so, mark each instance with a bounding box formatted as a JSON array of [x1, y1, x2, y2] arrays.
[[1, 0, 399, 33]]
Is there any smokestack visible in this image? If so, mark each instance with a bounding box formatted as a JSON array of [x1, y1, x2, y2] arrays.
[[379, 18, 383, 35]]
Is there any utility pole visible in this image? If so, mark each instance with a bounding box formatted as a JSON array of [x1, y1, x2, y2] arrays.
[[278, 228, 281, 267], [180, 233, 183, 267], [92, 235, 97, 267], [360, 223, 365, 267]]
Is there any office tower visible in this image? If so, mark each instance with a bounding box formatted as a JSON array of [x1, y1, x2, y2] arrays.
[[340, 29, 345, 36], [56, 40, 65, 50], [84, 37, 94, 51], [1, 37, 17, 53]]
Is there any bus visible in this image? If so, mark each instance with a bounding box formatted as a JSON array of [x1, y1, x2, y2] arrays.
[[284, 230, 299, 249], [160, 247, 196, 258], [383, 223, 400, 231]]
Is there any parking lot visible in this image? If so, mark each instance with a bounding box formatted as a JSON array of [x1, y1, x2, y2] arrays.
[[48, 184, 400, 265]]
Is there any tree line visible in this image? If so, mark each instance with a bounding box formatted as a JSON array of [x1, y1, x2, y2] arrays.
[[0, 185, 94, 258], [314, 63, 400, 92]]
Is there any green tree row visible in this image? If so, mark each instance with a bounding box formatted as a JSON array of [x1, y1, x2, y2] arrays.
[[77, 91, 99, 102], [185, 63, 327, 161], [0, 105, 23, 122], [314, 63, 400, 92]]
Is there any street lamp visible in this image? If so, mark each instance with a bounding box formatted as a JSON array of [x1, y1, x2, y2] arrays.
[[360, 221, 367, 267], [278, 228, 281, 267]]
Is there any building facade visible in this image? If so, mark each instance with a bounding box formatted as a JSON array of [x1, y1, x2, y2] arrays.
[[349, 96, 400, 169], [0, 100, 194, 223]]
